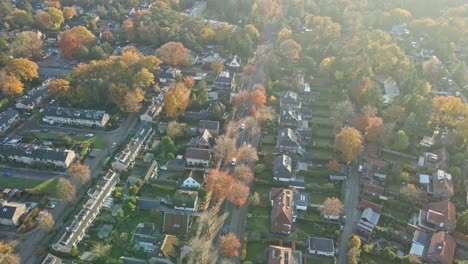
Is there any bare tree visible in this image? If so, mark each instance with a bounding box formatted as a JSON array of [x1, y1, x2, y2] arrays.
[[37, 212, 55, 231], [241, 116, 261, 135], [68, 162, 91, 186], [91, 242, 111, 258], [213, 136, 237, 166], [236, 145, 258, 164], [56, 178, 76, 202], [233, 164, 254, 184], [188, 237, 219, 264], [319, 197, 344, 218]]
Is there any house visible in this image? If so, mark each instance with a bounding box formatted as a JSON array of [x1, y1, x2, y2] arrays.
[[364, 157, 388, 170], [173, 190, 199, 212], [136, 197, 161, 210], [428, 170, 454, 200], [359, 199, 383, 213], [163, 212, 190, 236], [41, 254, 63, 264], [43, 106, 110, 127], [159, 235, 181, 263], [201, 52, 222, 65], [426, 231, 455, 264], [187, 130, 214, 149], [0, 144, 76, 168], [267, 245, 303, 264], [0, 201, 27, 226], [15, 85, 48, 110], [166, 155, 186, 171], [213, 71, 235, 90], [410, 230, 430, 258], [227, 55, 241, 68], [374, 75, 400, 104], [273, 155, 294, 182], [158, 67, 181, 84], [270, 188, 295, 234], [112, 125, 153, 172], [140, 104, 162, 123], [413, 200, 456, 233], [143, 160, 158, 182], [280, 91, 301, 109], [276, 128, 301, 154], [0, 109, 20, 134], [362, 183, 385, 197], [185, 148, 211, 167], [308, 236, 335, 257], [133, 223, 157, 252], [357, 207, 381, 241], [179, 172, 202, 189], [278, 108, 301, 129], [294, 191, 309, 211], [198, 120, 220, 136]]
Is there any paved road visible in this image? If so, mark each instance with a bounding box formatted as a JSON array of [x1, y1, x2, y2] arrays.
[[337, 168, 361, 264]]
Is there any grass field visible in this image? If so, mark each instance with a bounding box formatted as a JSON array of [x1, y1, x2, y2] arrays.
[[33, 132, 107, 149], [0, 177, 58, 196], [245, 242, 268, 262]]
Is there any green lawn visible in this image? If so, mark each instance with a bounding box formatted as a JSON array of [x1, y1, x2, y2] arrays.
[[360, 252, 396, 264], [261, 135, 276, 145], [245, 242, 268, 262], [309, 192, 331, 204], [307, 256, 335, 264], [0, 177, 58, 196], [32, 132, 108, 149]]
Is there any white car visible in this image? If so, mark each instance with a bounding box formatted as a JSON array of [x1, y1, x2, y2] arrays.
[[46, 202, 56, 209], [85, 133, 94, 137], [240, 124, 245, 130]]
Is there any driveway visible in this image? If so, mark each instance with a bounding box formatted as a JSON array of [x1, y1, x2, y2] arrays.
[[337, 169, 361, 264]]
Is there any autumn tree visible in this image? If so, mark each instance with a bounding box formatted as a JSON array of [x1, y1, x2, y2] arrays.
[[279, 39, 302, 60], [433, 96, 466, 126], [167, 121, 187, 140], [326, 160, 340, 172], [56, 178, 76, 202], [244, 24, 259, 40], [4, 58, 38, 82], [205, 169, 234, 200], [91, 242, 111, 258], [400, 184, 422, 204], [155, 42, 193, 66], [68, 162, 91, 186], [0, 73, 24, 96], [37, 212, 55, 231], [184, 76, 195, 88], [213, 136, 236, 166], [58, 26, 96, 59], [382, 105, 406, 124], [347, 247, 359, 264], [227, 182, 250, 206], [319, 197, 344, 218], [9, 31, 44, 60], [233, 164, 254, 184], [364, 117, 384, 143], [391, 130, 409, 151], [63, 6, 76, 20], [349, 235, 361, 249], [132, 68, 155, 88], [189, 237, 219, 263], [335, 127, 363, 164], [250, 85, 267, 106], [34, 10, 53, 30], [236, 145, 258, 164], [211, 59, 225, 74], [219, 233, 241, 257], [48, 79, 70, 99], [123, 88, 144, 112], [164, 82, 190, 117], [277, 27, 292, 43], [47, 7, 64, 30]]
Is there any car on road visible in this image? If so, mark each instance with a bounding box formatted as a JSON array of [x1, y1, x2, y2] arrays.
[[1, 137, 8, 143], [3, 171, 12, 177], [39, 108, 44, 113], [160, 165, 168, 171], [111, 142, 117, 148], [240, 123, 245, 130], [231, 157, 237, 166], [46, 202, 56, 209], [358, 165, 363, 172], [85, 133, 94, 137]]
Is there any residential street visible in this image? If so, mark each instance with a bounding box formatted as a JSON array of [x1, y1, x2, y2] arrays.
[[337, 168, 361, 264]]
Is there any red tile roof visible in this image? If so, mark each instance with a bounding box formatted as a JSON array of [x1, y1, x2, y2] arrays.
[[427, 231, 455, 264], [426, 200, 456, 228], [359, 199, 383, 213], [364, 157, 389, 168], [363, 183, 385, 196], [268, 245, 293, 264], [270, 188, 294, 234]]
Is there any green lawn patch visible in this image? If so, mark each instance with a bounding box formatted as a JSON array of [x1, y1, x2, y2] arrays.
[[245, 242, 268, 262], [309, 192, 331, 204], [360, 252, 396, 264], [261, 135, 276, 145], [261, 144, 275, 153], [0, 177, 58, 196], [295, 219, 339, 239], [307, 255, 335, 264]]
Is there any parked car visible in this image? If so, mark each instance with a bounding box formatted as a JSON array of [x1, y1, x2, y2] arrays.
[[46, 202, 56, 209], [85, 133, 94, 137], [240, 124, 245, 130]]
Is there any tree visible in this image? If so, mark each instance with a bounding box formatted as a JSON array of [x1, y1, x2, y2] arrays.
[[277, 27, 292, 43], [205, 169, 234, 200], [0, 242, 14, 254], [47, 7, 64, 30], [159, 136, 176, 159], [227, 182, 250, 206], [10, 31, 44, 60], [365, 117, 384, 143], [236, 145, 258, 164], [123, 87, 144, 112], [56, 178, 76, 202], [213, 136, 236, 166], [433, 96, 466, 126], [347, 247, 359, 264], [319, 197, 344, 218], [167, 121, 186, 140], [332, 100, 355, 123], [70, 245, 79, 257], [391, 130, 409, 151], [68, 162, 91, 185], [34, 10, 53, 30], [457, 210, 468, 234], [211, 59, 225, 74], [349, 235, 361, 249], [133, 68, 155, 88], [48, 79, 70, 98], [0, 73, 23, 96], [326, 160, 340, 172], [400, 184, 421, 203], [382, 105, 406, 124], [58, 26, 96, 59], [250, 85, 267, 106], [155, 42, 193, 66], [63, 6, 76, 20], [219, 233, 241, 257], [244, 24, 259, 40], [279, 39, 302, 60], [335, 127, 363, 164], [91, 242, 111, 258], [4, 58, 38, 82], [233, 165, 254, 184], [189, 237, 219, 263], [10, 9, 33, 29], [37, 212, 55, 231], [164, 82, 190, 118]]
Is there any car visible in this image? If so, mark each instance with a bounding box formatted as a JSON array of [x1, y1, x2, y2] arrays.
[[46, 202, 56, 209], [1, 137, 9, 144], [50, 99, 55, 105], [3, 171, 12, 177], [39, 108, 44, 113], [160, 165, 168, 171], [358, 165, 363, 172], [231, 157, 237, 166], [85, 133, 94, 137], [111, 142, 117, 148], [240, 124, 245, 130]]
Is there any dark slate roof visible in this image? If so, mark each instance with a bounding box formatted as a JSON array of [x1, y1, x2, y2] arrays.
[[16, 86, 47, 107], [308, 236, 334, 253], [185, 148, 211, 161], [136, 197, 161, 209], [44, 106, 107, 121], [0, 109, 19, 124], [280, 91, 299, 106], [273, 155, 293, 179], [0, 206, 17, 220], [276, 128, 299, 147], [294, 191, 310, 207], [198, 120, 220, 132], [214, 71, 234, 85], [163, 212, 189, 235], [0, 144, 73, 162]]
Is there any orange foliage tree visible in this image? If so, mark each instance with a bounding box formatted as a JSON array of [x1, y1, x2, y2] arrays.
[[210, 59, 224, 73], [219, 233, 241, 257], [365, 117, 384, 143], [58, 26, 96, 58], [204, 169, 234, 200], [164, 82, 190, 118], [335, 127, 363, 164], [155, 42, 193, 66], [326, 160, 340, 172], [4, 58, 38, 81], [48, 79, 70, 98], [0, 73, 24, 96], [227, 182, 250, 206], [62, 6, 76, 20]]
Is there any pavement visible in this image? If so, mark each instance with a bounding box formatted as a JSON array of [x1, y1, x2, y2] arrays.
[[337, 168, 361, 264]]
